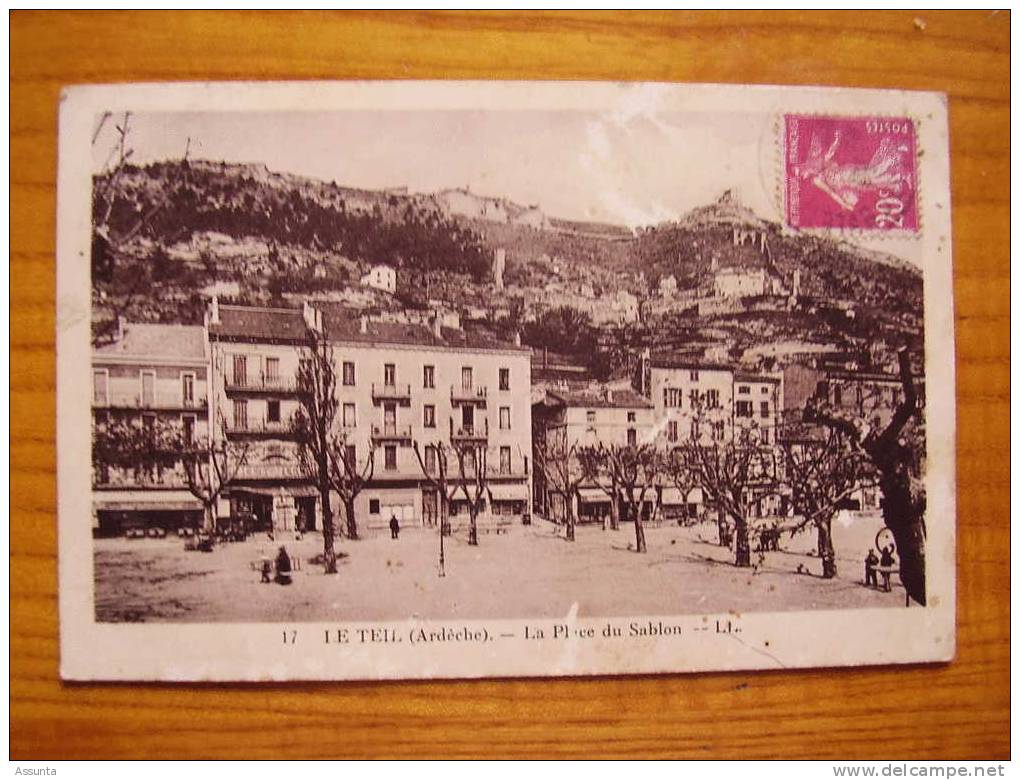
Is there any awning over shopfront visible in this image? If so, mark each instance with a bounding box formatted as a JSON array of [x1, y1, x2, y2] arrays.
[[487, 483, 529, 501], [233, 485, 320, 498], [95, 499, 202, 512], [577, 488, 611, 503]]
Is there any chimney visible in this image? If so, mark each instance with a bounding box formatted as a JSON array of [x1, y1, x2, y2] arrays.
[[432, 310, 442, 339], [360, 315, 369, 335], [116, 315, 126, 342], [513, 330, 521, 348], [209, 296, 220, 325], [302, 302, 321, 332]]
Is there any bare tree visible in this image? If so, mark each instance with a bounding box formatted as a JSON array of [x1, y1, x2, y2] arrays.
[[292, 331, 340, 574], [533, 426, 585, 541], [664, 447, 700, 527], [411, 439, 455, 536], [680, 436, 772, 568], [577, 443, 623, 530], [327, 433, 375, 541], [807, 349, 927, 603], [780, 425, 874, 579], [451, 441, 489, 547], [611, 443, 662, 554], [181, 424, 251, 534]]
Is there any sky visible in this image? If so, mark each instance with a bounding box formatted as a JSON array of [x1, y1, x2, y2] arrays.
[[92, 109, 919, 261]]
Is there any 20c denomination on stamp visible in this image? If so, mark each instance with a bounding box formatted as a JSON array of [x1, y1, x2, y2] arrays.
[[784, 114, 918, 232]]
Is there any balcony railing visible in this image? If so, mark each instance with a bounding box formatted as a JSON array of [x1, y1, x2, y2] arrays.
[[451, 384, 488, 405], [93, 393, 208, 411], [224, 374, 299, 394], [450, 417, 489, 442], [370, 424, 414, 444], [370, 383, 412, 405], [224, 419, 297, 438]]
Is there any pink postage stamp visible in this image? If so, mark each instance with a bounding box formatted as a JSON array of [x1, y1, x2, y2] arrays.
[[784, 114, 918, 232]]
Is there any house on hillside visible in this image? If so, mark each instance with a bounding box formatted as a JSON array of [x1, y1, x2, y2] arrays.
[[360, 264, 397, 294]]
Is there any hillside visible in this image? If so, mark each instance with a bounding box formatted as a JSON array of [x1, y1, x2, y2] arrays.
[[91, 160, 924, 375]]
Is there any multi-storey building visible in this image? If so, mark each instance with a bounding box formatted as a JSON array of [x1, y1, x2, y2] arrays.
[[732, 372, 783, 446], [531, 388, 656, 525], [207, 300, 319, 534], [91, 320, 210, 536], [205, 300, 534, 536], [320, 308, 533, 532], [647, 358, 735, 445]]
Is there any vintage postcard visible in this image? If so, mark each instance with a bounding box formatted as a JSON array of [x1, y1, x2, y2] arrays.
[[56, 81, 955, 681]]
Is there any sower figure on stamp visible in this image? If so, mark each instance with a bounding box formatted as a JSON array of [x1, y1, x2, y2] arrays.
[[864, 549, 879, 589]]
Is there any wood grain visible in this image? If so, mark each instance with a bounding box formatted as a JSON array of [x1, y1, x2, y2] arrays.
[[10, 10, 1009, 759]]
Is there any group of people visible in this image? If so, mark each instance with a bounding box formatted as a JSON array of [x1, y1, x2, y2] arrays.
[[864, 544, 897, 592]]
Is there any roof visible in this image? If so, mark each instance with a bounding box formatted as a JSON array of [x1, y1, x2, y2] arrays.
[[824, 369, 920, 384], [94, 322, 206, 362], [649, 357, 735, 373], [734, 372, 782, 384], [208, 305, 308, 343], [320, 305, 529, 353], [544, 389, 654, 410]]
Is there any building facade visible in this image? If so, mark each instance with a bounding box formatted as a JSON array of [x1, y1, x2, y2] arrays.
[[360, 264, 397, 294], [91, 321, 210, 536]]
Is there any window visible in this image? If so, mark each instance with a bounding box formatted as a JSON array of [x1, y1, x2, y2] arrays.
[[423, 365, 435, 389], [141, 370, 155, 406], [667, 421, 678, 443], [761, 428, 770, 445], [705, 389, 720, 409], [182, 414, 196, 444], [384, 445, 397, 471], [267, 400, 281, 423], [93, 370, 108, 405], [627, 411, 637, 422], [233, 400, 247, 430], [736, 401, 753, 418], [738, 385, 750, 395], [345, 444, 356, 466], [500, 446, 511, 475], [586, 410, 596, 426], [369, 499, 380, 515], [763, 386, 771, 395], [181, 373, 195, 405], [233, 355, 247, 386], [342, 403, 356, 427], [384, 364, 396, 387], [760, 401, 770, 417], [424, 445, 437, 475], [627, 428, 637, 446], [689, 370, 699, 382], [342, 361, 355, 386], [265, 357, 279, 381], [663, 387, 682, 408], [834, 385, 843, 405], [499, 368, 510, 391], [424, 404, 436, 428], [688, 389, 699, 408], [461, 366, 473, 391], [712, 421, 725, 441], [499, 406, 511, 430]]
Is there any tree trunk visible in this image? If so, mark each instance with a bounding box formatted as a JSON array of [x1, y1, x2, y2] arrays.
[[202, 502, 216, 534], [633, 504, 646, 553], [817, 517, 837, 578], [733, 515, 751, 567], [609, 493, 620, 530], [875, 467, 925, 604], [440, 496, 451, 537], [319, 482, 337, 574], [468, 506, 479, 546], [566, 498, 576, 541], [344, 496, 359, 541]]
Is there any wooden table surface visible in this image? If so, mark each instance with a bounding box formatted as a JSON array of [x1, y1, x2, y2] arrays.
[[10, 10, 1010, 760]]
